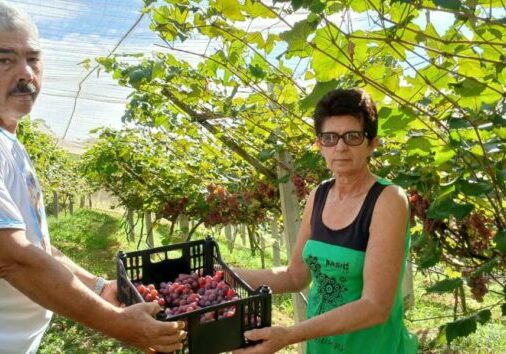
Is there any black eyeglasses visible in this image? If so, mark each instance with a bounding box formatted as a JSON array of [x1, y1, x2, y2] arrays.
[[318, 131, 368, 147]]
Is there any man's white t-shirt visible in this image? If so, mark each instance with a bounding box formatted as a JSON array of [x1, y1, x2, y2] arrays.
[[0, 127, 53, 354]]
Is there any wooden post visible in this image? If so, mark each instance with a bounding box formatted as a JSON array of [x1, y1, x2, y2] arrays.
[[271, 215, 281, 267], [69, 195, 74, 216], [224, 224, 234, 251], [53, 191, 59, 218], [240, 224, 247, 246], [127, 209, 135, 242], [145, 212, 154, 248], [402, 259, 415, 311], [276, 149, 306, 354], [259, 230, 266, 269], [179, 214, 190, 241]]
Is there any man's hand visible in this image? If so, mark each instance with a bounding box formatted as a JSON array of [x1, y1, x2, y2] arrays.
[[101, 279, 121, 307], [118, 302, 187, 353], [232, 326, 290, 354]]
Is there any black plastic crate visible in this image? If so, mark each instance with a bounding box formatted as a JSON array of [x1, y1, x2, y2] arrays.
[[116, 237, 272, 354]]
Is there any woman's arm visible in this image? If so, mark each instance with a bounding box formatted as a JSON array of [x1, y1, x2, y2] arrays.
[[234, 185, 409, 353], [233, 188, 317, 293]]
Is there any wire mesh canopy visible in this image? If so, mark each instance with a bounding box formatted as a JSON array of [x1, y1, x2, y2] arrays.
[[9, 0, 304, 150], [7, 0, 477, 152]]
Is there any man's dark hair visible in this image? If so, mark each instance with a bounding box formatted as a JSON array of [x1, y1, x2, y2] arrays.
[[313, 88, 378, 139]]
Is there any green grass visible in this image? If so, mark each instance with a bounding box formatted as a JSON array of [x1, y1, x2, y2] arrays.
[[39, 209, 506, 353]]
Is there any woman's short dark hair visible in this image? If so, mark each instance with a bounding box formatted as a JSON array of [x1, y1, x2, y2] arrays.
[[313, 88, 378, 139]]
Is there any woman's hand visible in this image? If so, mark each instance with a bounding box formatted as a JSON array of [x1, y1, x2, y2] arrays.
[[232, 326, 290, 354]]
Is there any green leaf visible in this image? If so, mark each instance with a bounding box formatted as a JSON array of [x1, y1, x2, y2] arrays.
[[419, 241, 442, 268], [249, 64, 267, 79], [127, 67, 151, 87], [300, 80, 339, 111], [448, 118, 472, 130], [379, 107, 416, 135], [411, 231, 427, 248], [406, 136, 432, 156], [471, 258, 498, 278], [258, 148, 275, 162], [427, 198, 474, 220], [290, 0, 322, 11], [433, 0, 462, 10], [213, 0, 245, 21], [434, 146, 456, 165], [475, 309, 492, 325], [277, 174, 290, 184], [445, 316, 476, 343], [450, 78, 487, 97], [243, 0, 277, 18], [458, 180, 493, 197], [311, 25, 349, 81], [427, 278, 463, 293], [493, 230, 506, 253], [280, 20, 314, 57]]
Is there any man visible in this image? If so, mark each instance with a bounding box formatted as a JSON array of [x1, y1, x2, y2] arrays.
[[0, 2, 186, 353]]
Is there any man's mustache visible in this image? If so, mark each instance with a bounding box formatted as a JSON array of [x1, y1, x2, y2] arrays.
[[9, 82, 37, 95]]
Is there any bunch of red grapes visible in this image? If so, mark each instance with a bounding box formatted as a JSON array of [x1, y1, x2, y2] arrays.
[[291, 173, 310, 200], [160, 196, 189, 220], [135, 270, 239, 322], [205, 181, 278, 226]]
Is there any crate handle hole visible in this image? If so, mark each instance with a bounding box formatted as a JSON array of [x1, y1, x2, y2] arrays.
[[149, 249, 183, 263]]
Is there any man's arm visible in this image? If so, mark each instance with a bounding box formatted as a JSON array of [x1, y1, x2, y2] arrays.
[[0, 228, 186, 352], [50, 246, 118, 305], [51, 246, 99, 291]]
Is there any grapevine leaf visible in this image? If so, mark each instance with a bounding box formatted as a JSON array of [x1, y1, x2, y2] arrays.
[[493, 230, 506, 253], [300, 80, 340, 111], [475, 309, 491, 325], [458, 180, 493, 197], [427, 278, 463, 293], [427, 198, 474, 220], [445, 316, 477, 343]]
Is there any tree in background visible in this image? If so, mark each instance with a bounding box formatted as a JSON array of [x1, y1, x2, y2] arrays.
[[17, 118, 91, 216]]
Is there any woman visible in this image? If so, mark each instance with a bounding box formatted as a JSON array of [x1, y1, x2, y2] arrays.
[[233, 89, 418, 353]]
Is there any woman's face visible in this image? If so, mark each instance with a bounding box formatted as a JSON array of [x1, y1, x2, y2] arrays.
[[317, 115, 377, 176]]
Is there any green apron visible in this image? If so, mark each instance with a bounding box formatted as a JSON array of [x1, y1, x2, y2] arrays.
[[302, 179, 418, 353]]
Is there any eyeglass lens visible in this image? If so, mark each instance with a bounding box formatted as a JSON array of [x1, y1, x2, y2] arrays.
[[319, 131, 365, 146]]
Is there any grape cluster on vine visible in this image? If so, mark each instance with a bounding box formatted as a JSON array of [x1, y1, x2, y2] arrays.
[[291, 173, 310, 200], [462, 270, 489, 303]]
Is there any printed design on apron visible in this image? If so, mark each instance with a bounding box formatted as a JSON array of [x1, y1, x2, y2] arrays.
[[307, 255, 349, 311]]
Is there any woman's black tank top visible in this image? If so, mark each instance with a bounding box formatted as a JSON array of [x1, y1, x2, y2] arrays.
[[310, 179, 387, 252]]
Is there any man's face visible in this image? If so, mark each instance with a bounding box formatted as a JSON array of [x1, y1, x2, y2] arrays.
[[0, 29, 42, 131]]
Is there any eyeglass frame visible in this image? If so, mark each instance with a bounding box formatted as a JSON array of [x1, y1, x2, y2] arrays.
[[317, 130, 370, 147]]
